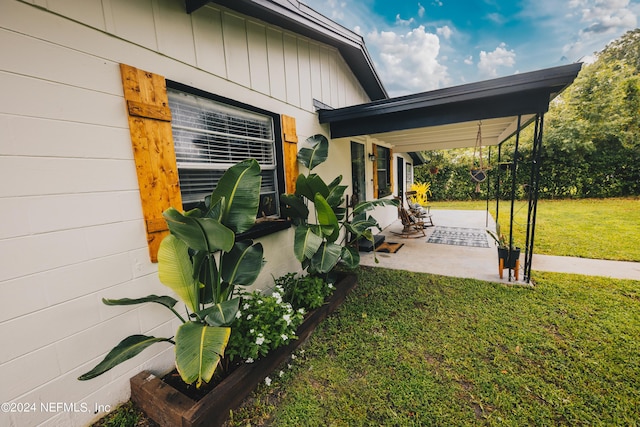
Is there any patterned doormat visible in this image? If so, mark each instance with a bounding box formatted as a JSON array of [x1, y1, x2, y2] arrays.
[[427, 226, 489, 248]]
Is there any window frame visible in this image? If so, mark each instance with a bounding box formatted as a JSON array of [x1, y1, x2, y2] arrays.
[[166, 80, 287, 218], [374, 144, 392, 198]]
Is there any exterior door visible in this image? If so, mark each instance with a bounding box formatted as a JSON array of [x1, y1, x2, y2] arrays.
[[397, 157, 404, 199]]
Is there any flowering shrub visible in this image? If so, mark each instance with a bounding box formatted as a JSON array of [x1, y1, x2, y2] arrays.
[[275, 272, 334, 311], [226, 285, 304, 363]]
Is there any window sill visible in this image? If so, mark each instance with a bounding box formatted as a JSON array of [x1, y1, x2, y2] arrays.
[[236, 219, 291, 241]]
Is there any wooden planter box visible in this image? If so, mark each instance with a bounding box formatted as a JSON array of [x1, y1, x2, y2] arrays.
[[130, 273, 357, 427]]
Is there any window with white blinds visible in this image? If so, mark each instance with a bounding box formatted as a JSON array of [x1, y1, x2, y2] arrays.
[[167, 89, 280, 216]]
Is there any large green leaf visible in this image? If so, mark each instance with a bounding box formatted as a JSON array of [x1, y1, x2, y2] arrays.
[[157, 235, 199, 312], [279, 194, 309, 222], [310, 242, 342, 274], [102, 295, 185, 323], [297, 134, 329, 171], [345, 213, 380, 236], [295, 174, 330, 201], [314, 194, 340, 243], [78, 335, 172, 380], [352, 198, 399, 215], [163, 208, 234, 253], [326, 184, 347, 208], [340, 246, 360, 269], [175, 322, 231, 388], [208, 159, 261, 233], [196, 252, 219, 305], [102, 295, 178, 309], [294, 225, 323, 262], [221, 241, 264, 287], [203, 298, 240, 327]]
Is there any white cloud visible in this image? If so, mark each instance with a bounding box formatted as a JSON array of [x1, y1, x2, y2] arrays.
[[437, 25, 452, 39], [418, 2, 426, 18], [396, 14, 416, 26], [464, 55, 474, 65], [477, 43, 516, 77], [367, 25, 449, 95]]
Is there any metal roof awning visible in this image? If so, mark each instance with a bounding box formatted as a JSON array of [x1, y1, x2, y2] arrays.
[[319, 63, 582, 152]]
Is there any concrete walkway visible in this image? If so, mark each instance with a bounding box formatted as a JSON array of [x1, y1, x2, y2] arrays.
[[359, 209, 640, 283]]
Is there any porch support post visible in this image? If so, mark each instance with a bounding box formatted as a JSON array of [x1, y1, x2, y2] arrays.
[[486, 146, 492, 227], [496, 143, 502, 225], [508, 115, 522, 281], [524, 114, 545, 283]]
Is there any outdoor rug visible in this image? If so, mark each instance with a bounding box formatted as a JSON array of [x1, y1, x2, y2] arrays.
[[427, 226, 489, 248]]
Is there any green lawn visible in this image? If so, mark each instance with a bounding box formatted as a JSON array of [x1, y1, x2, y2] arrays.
[[99, 198, 640, 426], [228, 267, 640, 426], [429, 198, 640, 262]]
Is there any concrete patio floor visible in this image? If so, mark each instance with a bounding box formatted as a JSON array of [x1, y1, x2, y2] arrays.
[[359, 209, 640, 283]]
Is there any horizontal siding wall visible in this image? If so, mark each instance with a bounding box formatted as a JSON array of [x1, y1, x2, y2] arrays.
[[0, 0, 372, 426]]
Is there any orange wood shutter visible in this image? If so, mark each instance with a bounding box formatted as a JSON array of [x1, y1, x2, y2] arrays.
[[120, 64, 182, 262], [282, 115, 299, 194]]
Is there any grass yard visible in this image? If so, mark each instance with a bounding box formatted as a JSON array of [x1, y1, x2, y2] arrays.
[[227, 267, 640, 426], [430, 198, 640, 262]]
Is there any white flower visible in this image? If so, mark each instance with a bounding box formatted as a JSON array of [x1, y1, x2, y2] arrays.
[[298, 308, 305, 315], [291, 353, 297, 359], [275, 285, 284, 293], [257, 299, 263, 304], [235, 310, 242, 319], [245, 358, 254, 364], [279, 370, 284, 377], [256, 334, 265, 346], [264, 377, 272, 386], [246, 314, 253, 320], [272, 292, 282, 304], [328, 283, 335, 289], [287, 363, 292, 369], [250, 329, 255, 334], [243, 303, 250, 310], [283, 314, 291, 325], [281, 334, 288, 341]]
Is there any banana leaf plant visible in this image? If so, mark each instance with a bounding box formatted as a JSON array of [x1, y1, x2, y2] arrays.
[[79, 159, 265, 388], [280, 134, 398, 275]]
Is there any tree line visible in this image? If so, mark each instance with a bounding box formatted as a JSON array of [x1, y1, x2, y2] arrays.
[[415, 29, 640, 200]]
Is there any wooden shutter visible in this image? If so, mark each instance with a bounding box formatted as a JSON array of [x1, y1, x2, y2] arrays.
[[120, 64, 182, 262], [282, 115, 299, 194]]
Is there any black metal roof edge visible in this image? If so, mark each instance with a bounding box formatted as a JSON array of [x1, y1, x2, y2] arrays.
[[319, 62, 582, 123], [196, 0, 388, 100]]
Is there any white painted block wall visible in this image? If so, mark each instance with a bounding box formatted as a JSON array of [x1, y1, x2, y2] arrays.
[[0, 0, 388, 425]]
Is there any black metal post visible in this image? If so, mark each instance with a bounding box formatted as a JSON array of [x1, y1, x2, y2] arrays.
[[508, 115, 522, 281], [496, 143, 502, 227], [486, 146, 492, 227], [524, 114, 545, 282]]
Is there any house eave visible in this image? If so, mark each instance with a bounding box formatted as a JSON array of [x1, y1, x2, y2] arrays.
[[187, 0, 388, 101]]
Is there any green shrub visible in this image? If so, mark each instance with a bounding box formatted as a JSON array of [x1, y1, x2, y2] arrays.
[[275, 272, 334, 311], [226, 287, 304, 363]]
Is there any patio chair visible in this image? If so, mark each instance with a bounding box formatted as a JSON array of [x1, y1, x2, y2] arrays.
[[391, 198, 426, 238], [405, 191, 434, 227]]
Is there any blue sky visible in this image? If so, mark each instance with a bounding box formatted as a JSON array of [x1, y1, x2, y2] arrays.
[[301, 0, 640, 96]]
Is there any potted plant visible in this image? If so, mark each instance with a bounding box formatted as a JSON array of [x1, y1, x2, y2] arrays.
[[486, 223, 521, 279]]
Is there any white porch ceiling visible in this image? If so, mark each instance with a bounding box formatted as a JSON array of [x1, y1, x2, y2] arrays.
[[369, 114, 535, 153]]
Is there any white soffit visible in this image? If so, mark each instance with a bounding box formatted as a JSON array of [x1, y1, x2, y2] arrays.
[[372, 114, 536, 152]]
